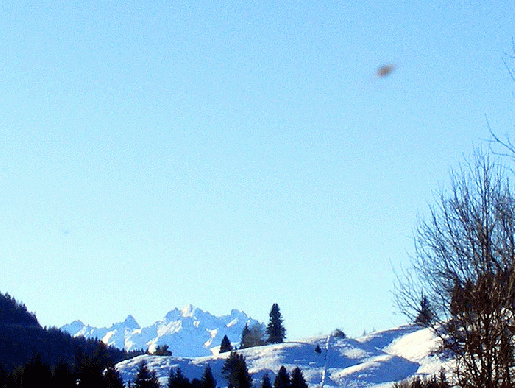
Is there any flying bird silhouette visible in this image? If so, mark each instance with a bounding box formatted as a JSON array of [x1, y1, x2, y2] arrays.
[[376, 63, 396, 78]]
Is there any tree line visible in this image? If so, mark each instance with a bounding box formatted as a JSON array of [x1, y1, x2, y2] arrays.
[[220, 303, 286, 354], [128, 360, 216, 388], [129, 352, 308, 388], [0, 291, 141, 387], [220, 352, 308, 388], [393, 371, 450, 388], [0, 350, 126, 388]]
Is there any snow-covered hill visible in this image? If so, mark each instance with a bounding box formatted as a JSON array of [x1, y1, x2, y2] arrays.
[[61, 305, 261, 356], [116, 325, 453, 388]]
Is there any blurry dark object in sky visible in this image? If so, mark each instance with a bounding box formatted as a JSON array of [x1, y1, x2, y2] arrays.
[[376, 64, 396, 78]]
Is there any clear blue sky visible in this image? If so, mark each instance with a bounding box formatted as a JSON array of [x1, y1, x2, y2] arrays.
[[1, 1, 514, 340]]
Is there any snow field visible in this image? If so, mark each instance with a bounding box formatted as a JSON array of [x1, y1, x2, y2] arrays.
[[116, 325, 448, 388]]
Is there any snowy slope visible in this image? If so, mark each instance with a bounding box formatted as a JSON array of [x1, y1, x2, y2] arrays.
[[116, 325, 451, 388], [61, 305, 261, 356]]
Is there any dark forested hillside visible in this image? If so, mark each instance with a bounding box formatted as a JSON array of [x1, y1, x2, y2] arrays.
[[0, 293, 40, 328], [0, 292, 135, 372]]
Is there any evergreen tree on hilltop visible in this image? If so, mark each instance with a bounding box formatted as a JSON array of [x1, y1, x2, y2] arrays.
[[266, 304, 286, 344], [332, 329, 346, 339], [290, 368, 307, 388], [241, 323, 266, 349], [134, 361, 160, 388], [273, 366, 291, 388], [220, 335, 233, 353], [222, 351, 252, 388], [240, 324, 251, 349], [153, 344, 172, 356], [414, 294, 434, 327]]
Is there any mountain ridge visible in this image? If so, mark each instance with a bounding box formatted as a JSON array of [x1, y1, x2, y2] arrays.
[[61, 304, 261, 357]]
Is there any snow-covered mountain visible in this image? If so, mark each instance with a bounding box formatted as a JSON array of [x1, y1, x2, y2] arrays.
[[61, 304, 261, 357], [116, 325, 453, 388]]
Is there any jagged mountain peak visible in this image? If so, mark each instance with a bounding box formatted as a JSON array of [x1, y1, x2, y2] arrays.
[[181, 304, 196, 317], [61, 320, 85, 334], [164, 304, 205, 321], [122, 315, 140, 330], [61, 305, 261, 357]]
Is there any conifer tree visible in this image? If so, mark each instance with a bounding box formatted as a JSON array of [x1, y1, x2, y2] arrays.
[[0, 292, 40, 327], [240, 324, 251, 349], [266, 304, 286, 344], [273, 366, 290, 388], [200, 365, 216, 388], [134, 361, 160, 388], [221, 351, 252, 388], [168, 368, 191, 388], [414, 294, 434, 327], [290, 368, 307, 388], [154, 345, 172, 356], [220, 335, 233, 353]]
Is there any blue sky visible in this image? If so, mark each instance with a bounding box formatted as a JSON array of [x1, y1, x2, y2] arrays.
[[1, 1, 514, 340]]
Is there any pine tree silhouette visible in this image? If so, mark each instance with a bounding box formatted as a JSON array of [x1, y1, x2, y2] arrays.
[[240, 324, 251, 349], [168, 367, 191, 388], [266, 304, 286, 344], [220, 335, 233, 353], [222, 351, 252, 388], [273, 366, 290, 388], [290, 368, 307, 388], [414, 294, 434, 327], [134, 361, 160, 388], [200, 365, 217, 388]]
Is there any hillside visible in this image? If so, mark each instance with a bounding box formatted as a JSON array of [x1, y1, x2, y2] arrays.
[[116, 325, 453, 388], [62, 304, 261, 356], [0, 292, 133, 372]]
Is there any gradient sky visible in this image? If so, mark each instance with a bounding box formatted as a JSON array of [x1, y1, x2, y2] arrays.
[[1, 1, 515, 340]]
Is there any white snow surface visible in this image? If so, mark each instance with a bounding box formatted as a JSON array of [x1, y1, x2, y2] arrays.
[[116, 324, 453, 388], [61, 304, 260, 356]]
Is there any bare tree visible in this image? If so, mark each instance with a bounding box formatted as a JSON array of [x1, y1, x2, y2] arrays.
[[396, 151, 515, 387], [487, 38, 515, 160], [240, 323, 266, 349]]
